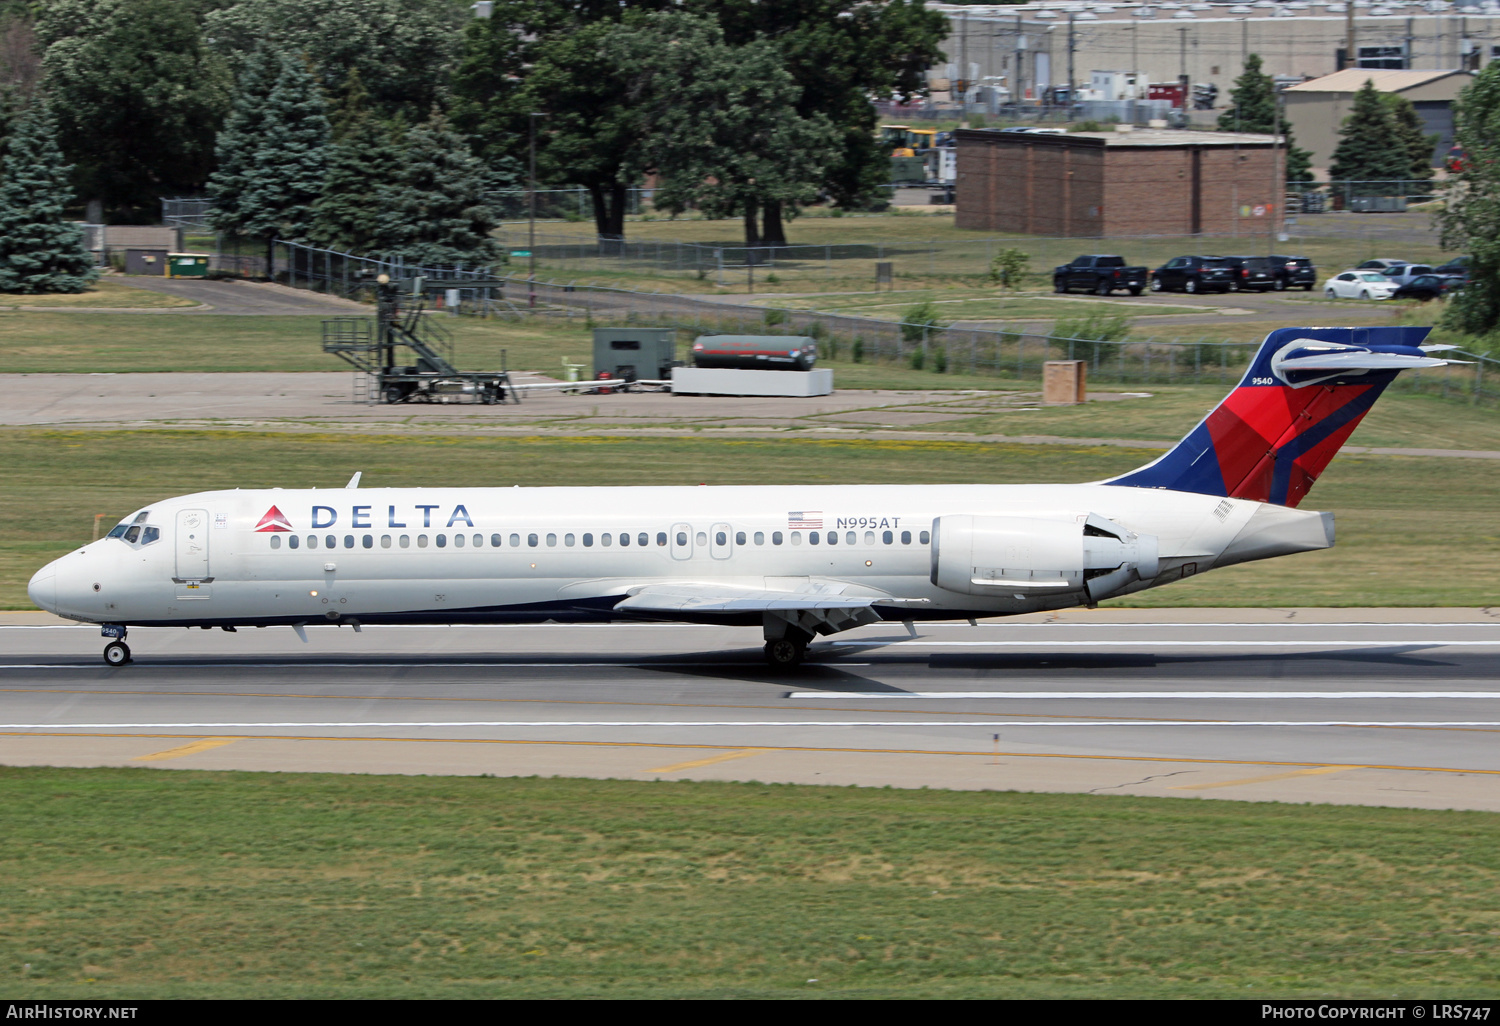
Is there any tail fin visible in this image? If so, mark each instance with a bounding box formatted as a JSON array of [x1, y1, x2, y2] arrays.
[[1107, 326, 1453, 508]]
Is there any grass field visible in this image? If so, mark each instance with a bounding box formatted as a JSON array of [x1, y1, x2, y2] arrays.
[[6, 426, 1499, 609], [4, 767, 1498, 998], [0, 279, 199, 310]]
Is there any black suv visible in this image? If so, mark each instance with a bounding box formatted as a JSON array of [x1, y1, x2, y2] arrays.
[[1150, 256, 1235, 294], [1219, 256, 1278, 292], [1267, 255, 1317, 291]]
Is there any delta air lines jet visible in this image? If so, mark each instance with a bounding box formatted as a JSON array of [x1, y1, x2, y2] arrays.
[[28, 327, 1454, 667]]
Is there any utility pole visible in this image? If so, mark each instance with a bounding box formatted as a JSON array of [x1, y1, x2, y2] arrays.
[[1345, 1, 1356, 70], [528, 112, 542, 309], [1016, 14, 1026, 103], [1178, 27, 1190, 121], [1067, 13, 1076, 109], [1269, 87, 1281, 256], [1405, 17, 1415, 69]]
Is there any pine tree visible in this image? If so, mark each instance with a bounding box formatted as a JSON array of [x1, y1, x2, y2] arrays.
[[207, 45, 281, 239], [1329, 79, 1409, 192], [1381, 93, 1437, 182], [0, 101, 98, 294], [377, 109, 502, 267], [237, 54, 330, 271], [1218, 53, 1312, 183], [310, 111, 403, 254]]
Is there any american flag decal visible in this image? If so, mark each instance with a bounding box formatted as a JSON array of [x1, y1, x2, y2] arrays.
[[788, 511, 823, 529]]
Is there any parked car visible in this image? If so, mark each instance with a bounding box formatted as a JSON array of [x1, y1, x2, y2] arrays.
[[1436, 256, 1470, 275], [1052, 254, 1149, 295], [1391, 274, 1466, 302], [1268, 255, 1318, 291], [1324, 270, 1399, 300], [1356, 258, 1407, 272], [1218, 255, 1278, 292], [1378, 263, 1438, 288], [1150, 255, 1236, 294]]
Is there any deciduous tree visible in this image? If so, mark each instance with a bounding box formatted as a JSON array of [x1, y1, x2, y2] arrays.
[[1439, 63, 1500, 340]]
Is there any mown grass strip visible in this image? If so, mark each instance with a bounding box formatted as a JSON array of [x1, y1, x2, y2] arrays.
[[2, 767, 1497, 998]]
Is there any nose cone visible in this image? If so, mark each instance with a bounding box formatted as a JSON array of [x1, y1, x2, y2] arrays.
[[27, 563, 56, 613]]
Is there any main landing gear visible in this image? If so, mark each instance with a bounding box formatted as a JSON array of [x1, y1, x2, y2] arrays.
[[101, 625, 130, 666], [762, 627, 813, 669]]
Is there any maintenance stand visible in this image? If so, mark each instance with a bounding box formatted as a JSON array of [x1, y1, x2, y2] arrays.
[[321, 274, 518, 405]]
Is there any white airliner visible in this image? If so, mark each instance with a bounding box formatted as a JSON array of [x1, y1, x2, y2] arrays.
[[28, 327, 1454, 668]]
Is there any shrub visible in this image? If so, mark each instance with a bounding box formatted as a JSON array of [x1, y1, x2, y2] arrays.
[[851, 336, 865, 363], [763, 307, 787, 327], [1070, 120, 1105, 133], [901, 298, 946, 343], [1052, 308, 1132, 363], [988, 247, 1031, 289]]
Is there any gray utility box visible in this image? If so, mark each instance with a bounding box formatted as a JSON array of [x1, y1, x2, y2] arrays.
[[124, 248, 168, 275], [593, 327, 677, 382], [672, 367, 833, 397]]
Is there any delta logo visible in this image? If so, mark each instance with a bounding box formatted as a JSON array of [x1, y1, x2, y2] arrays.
[[255, 506, 293, 532]]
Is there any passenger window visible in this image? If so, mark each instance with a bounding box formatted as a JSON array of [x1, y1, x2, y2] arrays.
[[825, 531, 836, 545], [676, 532, 687, 547], [473, 534, 482, 547], [491, 534, 502, 547], [639, 533, 650, 547], [511, 534, 521, 547], [583, 533, 593, 547], [695, 531, 707, 546], [527, 534, 538, 547], [883, 530, 893, 544], [124, 526, 141, 543], [362, 535, 373, 549], [716, 531, 727, 546], [809, 532, 820, 545], [142, 526, 160, 545], [289, 535, 300, 549], [602, 533, 612, 546], [307, 535, 318, 549], [270, 535, 281, 549], [789, 532, 801, 546], [772, 531, 783, 545], [736, 532, 747, 545], [901, 530, 912, 544], [619, 532, 630, 547], [381, 535, 391, 548], [864, 531, 875, 545], [920, 530, 931, 544], [657, 532, 668, 546], [326, 535, 336, 549], [754, 532, 764, 545], [565, 533, 576, 546], [546, 533, 557, 547], [454, 534, 464, 548], [400, 535, 410, 548], [436, 534, 447, 548], [340, 535, 351, 548], [418, 535, 429, 548], [847, 531, 857, 545]]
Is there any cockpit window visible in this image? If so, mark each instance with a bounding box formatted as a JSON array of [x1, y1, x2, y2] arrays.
[[106, 523, 129, 539], [133, 512, 150, 524], [123, 525, 141, 543], [141, 526, 160, 546]]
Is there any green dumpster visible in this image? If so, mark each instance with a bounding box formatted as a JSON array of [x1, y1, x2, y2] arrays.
[[168, 254, 209, 278]]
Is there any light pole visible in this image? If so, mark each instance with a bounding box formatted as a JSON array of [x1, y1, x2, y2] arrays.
[[528, 111, 542, 308]]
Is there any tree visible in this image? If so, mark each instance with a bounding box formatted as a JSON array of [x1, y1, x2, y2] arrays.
[[1381, 92, 1437, 182], [629, 13, 841, 247], [205, 45, 281, 241], [1439, 62, 1500, 340], [215, 54, 329, 273], [376, 110, 504, 268], [309, 107, 403, 255], [1217, 53, 1312, 183], [700, 0, 948, 238], [39, 0, 230, 222], [0, 101, 99, 293], [201, 0, 464, 121], [1328, 79, 1410, 191]]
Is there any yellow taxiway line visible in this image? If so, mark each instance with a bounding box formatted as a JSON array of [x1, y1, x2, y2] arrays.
[[1172, 764, 1365, 790], [133, 736, 242, 762]]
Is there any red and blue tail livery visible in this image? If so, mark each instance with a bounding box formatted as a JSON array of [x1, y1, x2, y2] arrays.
[[1107, 326, 1451, 508]]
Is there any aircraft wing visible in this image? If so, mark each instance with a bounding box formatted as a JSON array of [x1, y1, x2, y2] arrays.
[[613, 582, 926, 614]]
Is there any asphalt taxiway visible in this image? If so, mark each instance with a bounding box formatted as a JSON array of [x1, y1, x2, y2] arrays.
[[2, 611, 1498, 811]]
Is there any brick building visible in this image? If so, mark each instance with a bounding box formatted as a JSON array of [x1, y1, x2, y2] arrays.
[[954, 128, 1283, 238]]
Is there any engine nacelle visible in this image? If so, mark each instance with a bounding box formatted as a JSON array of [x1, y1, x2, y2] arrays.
[[930, 513, 1159, 601]]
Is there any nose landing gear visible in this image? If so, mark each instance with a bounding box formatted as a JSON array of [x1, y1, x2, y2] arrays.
[[101, 625, 131, 666]]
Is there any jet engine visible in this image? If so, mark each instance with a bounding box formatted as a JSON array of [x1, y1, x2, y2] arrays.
[[930, 513, 1159, 602]]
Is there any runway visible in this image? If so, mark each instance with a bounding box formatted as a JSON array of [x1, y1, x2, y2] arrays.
[[2, 611, 1499, 812]]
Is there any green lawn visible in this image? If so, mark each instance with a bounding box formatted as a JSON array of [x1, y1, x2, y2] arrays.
[[3, 768, 1498, 998], [7, 428, 1500, 609], [0, 279, 199, 309]]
